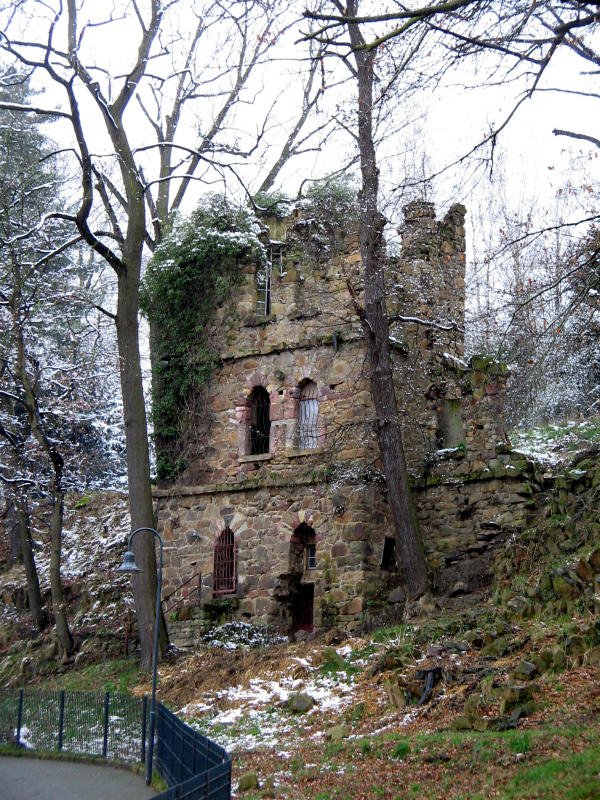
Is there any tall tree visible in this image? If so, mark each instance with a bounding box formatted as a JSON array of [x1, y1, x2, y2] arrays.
[[0, 0, 329, 667], [304, 1, 430, 600]]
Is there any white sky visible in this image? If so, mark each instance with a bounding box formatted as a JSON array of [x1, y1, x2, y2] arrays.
[[4, 1, 599, 297]]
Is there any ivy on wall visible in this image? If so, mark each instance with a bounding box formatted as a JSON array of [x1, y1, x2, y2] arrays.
[[141, 195, 266, 479]]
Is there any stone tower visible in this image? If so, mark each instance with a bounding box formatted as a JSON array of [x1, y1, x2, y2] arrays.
[[156, 201, 524, 638]]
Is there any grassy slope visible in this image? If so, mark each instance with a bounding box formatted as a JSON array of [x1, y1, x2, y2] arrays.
[[1, 421, 599, 799]]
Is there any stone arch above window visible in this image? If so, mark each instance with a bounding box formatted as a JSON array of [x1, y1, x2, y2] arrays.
[[213, 527, 237, 597], [249, 385, 270, 455], [297, 379, 319, 449]]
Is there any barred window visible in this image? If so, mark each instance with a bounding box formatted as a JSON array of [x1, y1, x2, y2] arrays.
[[249, 386, 270, 455], [213, 528, 237, 596], [298, 380, 319, 449]]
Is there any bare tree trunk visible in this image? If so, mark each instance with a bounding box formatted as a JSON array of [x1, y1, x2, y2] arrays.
[[15, 495, 47, 632], [116, 253, 169, 669], [48, 479, 73, 657], [347, 1, 428, 600], [15, 314, 74, 656]]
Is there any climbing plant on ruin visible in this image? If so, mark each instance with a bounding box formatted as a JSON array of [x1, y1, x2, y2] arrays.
[[141, 196, 267, 479]]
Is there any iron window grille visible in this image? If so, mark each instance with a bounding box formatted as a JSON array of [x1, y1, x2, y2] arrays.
[[297, 380, 319, 449], [249, 386, 270, 455], [213, 528, 237, 596]]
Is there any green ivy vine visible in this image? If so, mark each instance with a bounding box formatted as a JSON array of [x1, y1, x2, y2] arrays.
[[141, 195, 266, 479]]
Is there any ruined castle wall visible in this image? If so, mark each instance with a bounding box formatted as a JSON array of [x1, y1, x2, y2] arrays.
[[157, 480, 390, 631], [156, 201, 524, 635]]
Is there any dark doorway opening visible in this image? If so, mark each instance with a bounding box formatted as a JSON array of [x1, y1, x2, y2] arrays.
[[291, 583, 314, 634], [381, 536, 397, 571]]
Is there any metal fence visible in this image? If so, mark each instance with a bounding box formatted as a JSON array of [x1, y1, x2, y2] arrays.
[[152, 704, 231, 800], [0, 689, 146, 761], [0, 690, 231, 800]]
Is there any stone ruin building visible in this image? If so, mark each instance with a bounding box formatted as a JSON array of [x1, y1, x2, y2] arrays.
[[156, 201, 534, 642]]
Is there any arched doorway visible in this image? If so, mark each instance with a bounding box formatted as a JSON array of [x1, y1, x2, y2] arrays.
[[289, 523, 316, 634]]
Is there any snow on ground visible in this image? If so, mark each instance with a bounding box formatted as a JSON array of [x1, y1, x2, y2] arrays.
[[178, 645, 364, 754], [0, 492, 133, 631], [511, 418, 600, 466]]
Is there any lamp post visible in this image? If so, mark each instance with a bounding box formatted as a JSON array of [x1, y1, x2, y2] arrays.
[[117, 527, 163, 786]]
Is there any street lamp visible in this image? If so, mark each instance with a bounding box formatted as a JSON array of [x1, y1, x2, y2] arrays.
[[117, 526, 163, 786]]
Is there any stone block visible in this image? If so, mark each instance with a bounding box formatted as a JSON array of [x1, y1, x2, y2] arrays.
[[341, 597, 363, 615]]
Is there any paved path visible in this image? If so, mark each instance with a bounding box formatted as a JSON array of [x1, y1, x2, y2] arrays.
[[0, 755, 157, 800]]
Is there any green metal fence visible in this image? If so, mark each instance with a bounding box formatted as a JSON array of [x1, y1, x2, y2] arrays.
[[152, 703, 231, 800]]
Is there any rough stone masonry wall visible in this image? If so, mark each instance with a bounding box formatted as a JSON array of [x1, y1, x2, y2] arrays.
[[157, 480, 390, 631], [156, 200, 527, 634]]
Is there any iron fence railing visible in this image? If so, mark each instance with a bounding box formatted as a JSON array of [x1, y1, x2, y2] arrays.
[[163, 571, 202, 616], [0, 689, 231, 800]]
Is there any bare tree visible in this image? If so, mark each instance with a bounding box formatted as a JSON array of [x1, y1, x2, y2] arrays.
[[0, 0, 330, 667], [302, 1, 430, 600], [305, 2, 600, 167], [0, 70, 76, 650]]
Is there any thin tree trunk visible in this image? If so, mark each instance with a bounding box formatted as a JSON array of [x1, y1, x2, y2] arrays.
[[16, 495, 47, 632], [347, 2, 429, 600], [48, 479, 73, 657], [15, 314, 74, 656]]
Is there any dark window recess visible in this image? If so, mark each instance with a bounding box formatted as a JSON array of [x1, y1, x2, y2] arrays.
[[306, 543, 317, 570], [249, 386, 270, 455], [381, 537, 397, 571], [213, 528, 236, 596], [297, 380, 319, 449]]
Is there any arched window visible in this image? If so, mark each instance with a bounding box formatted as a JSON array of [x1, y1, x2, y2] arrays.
[[289, 523, 317, 574], [297, 380, 319, 449], [249, 386, 270, 455], [213, 528, 237, 596]]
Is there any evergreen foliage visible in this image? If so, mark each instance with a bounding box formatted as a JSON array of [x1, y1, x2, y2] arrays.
[[141, 195, 266, 479], [302, 176, 359, 230], [0, 71, 124, 492], [252, 190, 294, 219]]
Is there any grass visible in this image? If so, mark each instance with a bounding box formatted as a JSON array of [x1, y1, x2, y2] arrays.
[[318, 648, 360, 678], [42, 657, 142, 692], [501, 746, 600, 799], [391, 739, 410, 759]]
